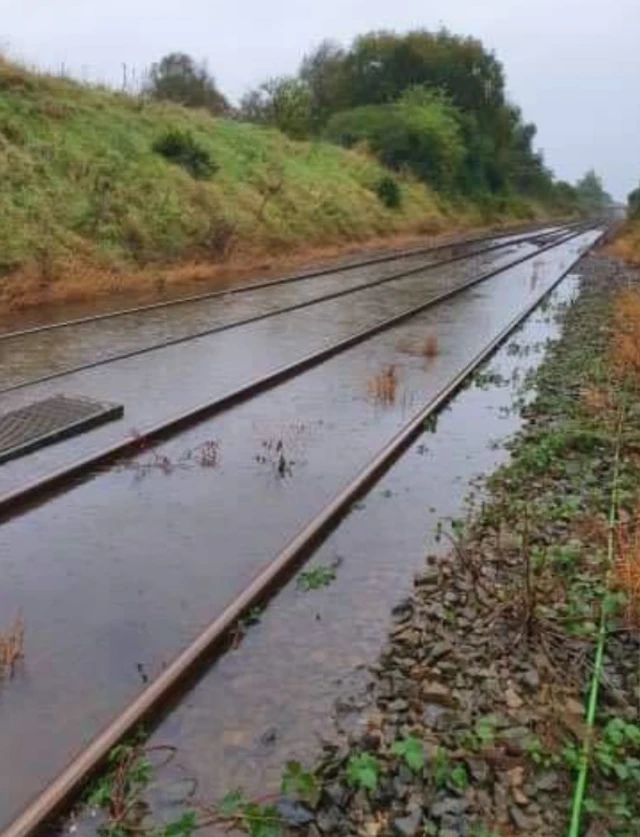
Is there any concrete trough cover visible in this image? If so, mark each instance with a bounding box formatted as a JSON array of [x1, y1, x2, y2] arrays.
[[0, 395, 124, 465]]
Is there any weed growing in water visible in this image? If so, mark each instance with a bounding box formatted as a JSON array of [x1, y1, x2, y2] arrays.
[[255, 439, 294, 478], [297, 559, 341, 591], [121, 438, 220, 480], [422, 334, 439, 358], [0, 612, 23, 679], [367, 364, 398, 404]]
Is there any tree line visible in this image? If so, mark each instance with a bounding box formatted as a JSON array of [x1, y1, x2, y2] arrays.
[[144, 32, 611, 214]]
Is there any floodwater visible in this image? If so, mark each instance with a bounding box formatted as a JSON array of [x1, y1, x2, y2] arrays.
[[128, 273, 583, 830], [0, 232, 537, 389], [0, 231, 560, 493], [0, 226, 559, 336], [0, 229, 598, 827]]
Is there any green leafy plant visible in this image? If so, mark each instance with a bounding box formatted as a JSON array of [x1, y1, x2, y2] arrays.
[[216, 790, 282, 837], [432, 747, 451, 788], [374, 175, 402, 209], [392, 734, 425, 772], [474, 715, 497, 748], [152, 129, 217, 179], [280, 760, 320, 806], [297, 563, 338, 591], [346, 752, 380, 790], [449, 763, 469, 790]]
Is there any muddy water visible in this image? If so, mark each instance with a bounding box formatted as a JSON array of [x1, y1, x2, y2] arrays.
[[0, 231, 597, 826], [0, 236, 562, 494]]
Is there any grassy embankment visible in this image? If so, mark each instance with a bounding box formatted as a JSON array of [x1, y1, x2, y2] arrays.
[[609, 218, 640, 264], [0, 56, 551, 313]]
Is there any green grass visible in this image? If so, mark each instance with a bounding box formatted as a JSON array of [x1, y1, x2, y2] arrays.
[[0, 55, 546, 307]]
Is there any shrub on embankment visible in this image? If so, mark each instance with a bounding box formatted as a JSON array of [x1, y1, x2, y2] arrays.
[[608, 181, 640, 264], [0, 54, 549, 310]]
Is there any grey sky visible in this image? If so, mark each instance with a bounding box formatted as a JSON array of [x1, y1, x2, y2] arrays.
[[2, 0, 638, 198]]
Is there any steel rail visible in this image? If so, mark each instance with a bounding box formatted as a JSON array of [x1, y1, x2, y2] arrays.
[[0, 225, 590, 521], [0, 225, 573, 397], [0, 220, 572, 343], [1, 225, 605, 837], [0, 224, 591, 518]]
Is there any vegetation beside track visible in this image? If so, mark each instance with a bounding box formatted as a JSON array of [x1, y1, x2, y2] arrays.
[[283, 250, 640, 837], [609, 218, 640, 265], [64, 253, 640, 837], [0, 52, 565, 314]]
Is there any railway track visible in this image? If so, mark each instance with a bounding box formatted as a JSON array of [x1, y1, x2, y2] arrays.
[[0, 222, 605, 837], [0, 220, 574, 344], [0, 221, 586, 516], [0, 223, 575, 397]]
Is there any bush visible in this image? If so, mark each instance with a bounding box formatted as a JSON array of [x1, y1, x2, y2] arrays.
[[325, 93, 465, 191], [628, 185, 640, 220], [145, 53, 229, 115], [152, 130, 217, 179], [375, 176, 401, 208]]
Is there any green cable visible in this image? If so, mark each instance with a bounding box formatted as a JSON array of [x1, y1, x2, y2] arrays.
[[567, 411, 623, 837]]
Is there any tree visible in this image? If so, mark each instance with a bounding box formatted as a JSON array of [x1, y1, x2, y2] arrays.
[[299, 40, 348, 128], [628, 183, 640, 219], [240, 77, 313, 139], [325, 88, 466, 191], [575, 170, 612, 213], [146, 52, 229, 115]]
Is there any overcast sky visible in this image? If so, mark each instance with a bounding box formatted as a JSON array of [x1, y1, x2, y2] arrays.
[[2, 0, 638, 198]]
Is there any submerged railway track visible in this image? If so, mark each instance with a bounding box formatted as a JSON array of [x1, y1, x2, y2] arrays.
[[0, 220, 605, 836]]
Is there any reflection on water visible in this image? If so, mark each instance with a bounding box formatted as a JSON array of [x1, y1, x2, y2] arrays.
[[0, 234, 595, 827]]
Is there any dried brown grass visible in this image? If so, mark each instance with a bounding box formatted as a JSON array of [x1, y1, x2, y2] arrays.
[[367, 365, 398, 404], [0, 219, 542, 317], [422, 334, 439, 358], [580, 386, 614, 416], [614, 515, 640, 626], [396, 333, 439, 359], [0, 613, 24, 678], [610, 288, 640, 385]]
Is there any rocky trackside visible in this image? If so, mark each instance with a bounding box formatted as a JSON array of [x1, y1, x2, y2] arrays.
[[303, 253, 640, 837]]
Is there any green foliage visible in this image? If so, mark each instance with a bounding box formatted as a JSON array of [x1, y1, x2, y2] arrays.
[[145, 52, 229, 114], [392, 734, 425, 772], [574, 169, 612, 214], [296, 563, 337, 591], [219, 789, 249, 816], [346, 752, 380, 790], [85, 741, 198, 837], [0, 55, 466, 287], [155, 812, 197, 837], [325, 91, 465, 191], [297, 29, 572, 203], [217, 790, 282, 837], [375, 175, 401, 209], [280, 760, 320, 805], [431, 747, 449, 787], [152, 129, 217, 179], [628, 184, 640, 219], [240, 77, 313, 139], [449, 763, 469, 790]]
